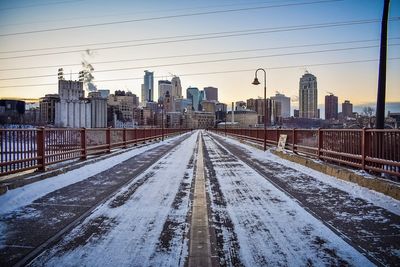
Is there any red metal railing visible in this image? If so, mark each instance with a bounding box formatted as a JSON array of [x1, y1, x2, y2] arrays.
[[0, 127, 189, 176], [211, 128, 400, 178]]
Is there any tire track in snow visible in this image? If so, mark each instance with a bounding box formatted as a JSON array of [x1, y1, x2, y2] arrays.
[[203, 136, 244, 267], [211, 132, 400, 266], [203, 133, 372, 267], [28, 131, 200, 267]]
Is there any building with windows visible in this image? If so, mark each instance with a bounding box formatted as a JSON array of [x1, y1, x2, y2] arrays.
[[107, 91, 137, 127], [299, 72, 318, 118], [55, 79, 91, 128], [88, 92, 107, 128], [204, 86, 218, 101], [158, 80, 172, 101], [39, 94, 59, 125], [184, 109, 215, 129], [141, 70, 154, 104], [271, 93, 290, 118], [201, 100, 216, 113], [171, 76, 182, 98], [187, 87, 202, 111], [246, 98, 278, 125], [227, 110, 258, 128], [0, 99, 25, 124], [325, 94, 338, 120], [175, 98, 192, 113], [342, 100, 354, 118]]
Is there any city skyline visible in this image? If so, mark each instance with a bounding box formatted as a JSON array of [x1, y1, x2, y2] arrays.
[[0, 0, 399, 108]]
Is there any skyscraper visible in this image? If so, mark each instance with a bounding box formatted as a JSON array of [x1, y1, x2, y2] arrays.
[[158, 80, 172, 101], [325, 94, 338, 120], [342, 100, 353, 118], [299, 72, 318, 118], [187, 87, 200, 111], [204, 86, 218, 101], [141, 70, 154, 104], [171, 76, 182, 98], [271, 93, 291, 118]]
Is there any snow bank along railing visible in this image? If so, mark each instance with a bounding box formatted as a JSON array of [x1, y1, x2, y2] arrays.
[[0, 127, 190, 176], [211, 128, 400, 178]]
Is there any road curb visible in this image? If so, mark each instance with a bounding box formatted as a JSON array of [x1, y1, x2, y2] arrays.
[[272, 150, 400, 201]]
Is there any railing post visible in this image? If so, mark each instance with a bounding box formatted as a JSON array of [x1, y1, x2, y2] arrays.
[[317, 128, 323, 159], [106, 127, 111, 153], [276, 129, 280, 146], [37, 127, 46, 172], [80, 127, 87, 160], [134, 127, 137, 146], [123, 128, 127, 149], [292, 128, 296, 153], [361, 127, 366, 170]]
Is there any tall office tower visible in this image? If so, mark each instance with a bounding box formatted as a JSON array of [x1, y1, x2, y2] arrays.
[[204, 86, 218, 101], [158, 80, 172, 101], [299, 71, 318, 118], [342, 100, 353, 117], [141, 70, 154, 104], [325, 93, 338, 120], [271, 93, 291, 118], [187, 87, 201, 111], [171, 76, 182, 98]]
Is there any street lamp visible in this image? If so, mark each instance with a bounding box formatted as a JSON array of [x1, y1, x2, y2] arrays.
[[252, 68, 267, 151]]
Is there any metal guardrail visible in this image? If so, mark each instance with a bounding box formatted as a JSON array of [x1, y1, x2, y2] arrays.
[[0, 127, 190, 176], [211, 128, 400, 178]]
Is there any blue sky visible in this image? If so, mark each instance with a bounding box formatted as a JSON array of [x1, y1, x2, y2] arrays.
[[0, 0, 399, 112]]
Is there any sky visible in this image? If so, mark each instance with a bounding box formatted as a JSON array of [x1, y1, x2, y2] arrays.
[[0, 0, 399, 114]]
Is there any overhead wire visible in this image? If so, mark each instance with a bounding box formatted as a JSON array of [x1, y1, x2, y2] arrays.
[[0, 0, 84, 11], [3, 44, 399, 81], [0, 0, 342, 37], [0, 0, 298, 27], [1, 17, 399, 60], [1, 57, 399, 89], [2, 37, 399, 72], [1, 17, 395, 55]]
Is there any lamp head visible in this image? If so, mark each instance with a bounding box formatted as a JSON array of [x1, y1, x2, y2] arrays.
[[252, 77, 260, 85]]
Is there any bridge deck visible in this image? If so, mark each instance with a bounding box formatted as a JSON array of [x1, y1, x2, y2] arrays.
[[0, 130, 398, 266]]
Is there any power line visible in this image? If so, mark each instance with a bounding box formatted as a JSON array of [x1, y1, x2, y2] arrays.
[[1, 57, 399, 89], [0, 0, 342, 37], [0, 0, 295, 27], [0, 0, 84, 11], [1, 44, 399, 82], [0, 18, 391, 55], [2, 37, 399, 72], [2, 18, 398, 60]]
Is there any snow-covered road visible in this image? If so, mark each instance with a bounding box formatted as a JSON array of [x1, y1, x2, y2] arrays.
[[202, 133, 373, 266], [29, 131, 199, 266], [207, 131, 400, 266], [1, 130, 399, 267]]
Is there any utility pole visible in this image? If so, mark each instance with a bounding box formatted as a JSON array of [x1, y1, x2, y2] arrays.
[[375, 0, 390, 129]]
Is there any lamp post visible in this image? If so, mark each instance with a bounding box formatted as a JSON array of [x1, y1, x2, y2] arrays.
[[252, 68, 267, 151]]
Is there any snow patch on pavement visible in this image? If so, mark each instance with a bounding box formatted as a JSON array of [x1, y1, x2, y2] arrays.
[[0, 133, 189, 215], [212, 132, 400, 216], [203, 134, 373, 266], [30, 131, 199, 267]]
